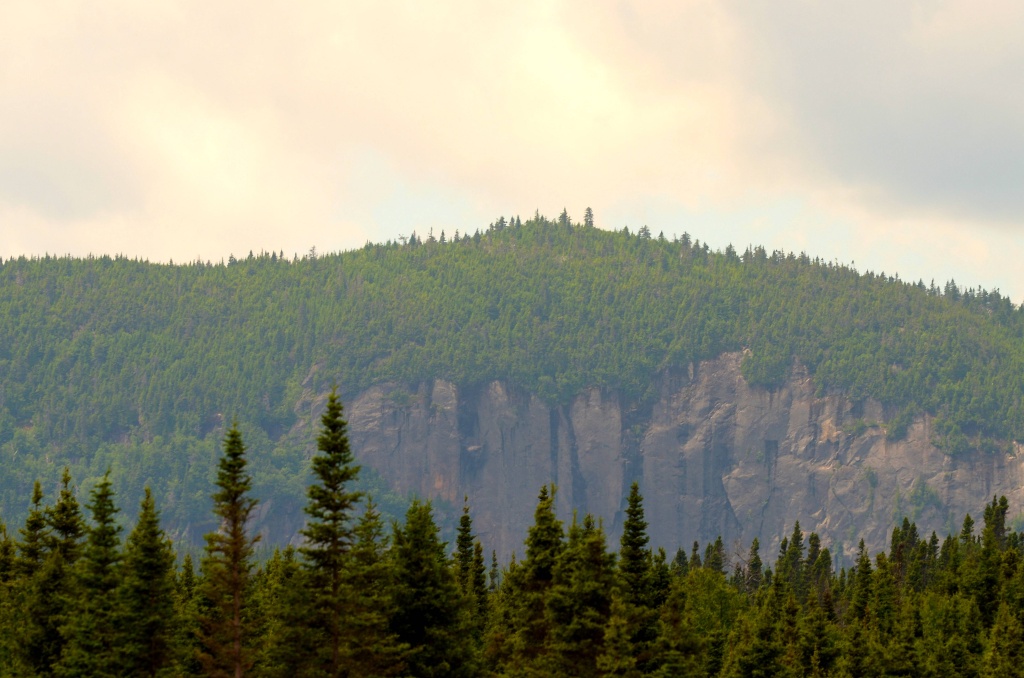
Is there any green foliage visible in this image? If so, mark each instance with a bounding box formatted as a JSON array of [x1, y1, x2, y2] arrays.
[[300, 388, 362, 676], [8, 453, 1024, 677], [55, 473, 123, 677], [197, 425, 260, 678], [118, 487, 177, 677], [390, 499, 472, 677], [2, 216, 1024, 536]]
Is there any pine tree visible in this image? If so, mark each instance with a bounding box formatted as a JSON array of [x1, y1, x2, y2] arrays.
[[301, 388, 362, 677], [119, 486, 177, 676], [56, 472, 124, 677], [198, 424, 260, 678], [390, 499, 471, 677]]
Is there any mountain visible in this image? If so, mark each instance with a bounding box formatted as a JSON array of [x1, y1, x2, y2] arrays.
[[2, 214, 1023, 559]]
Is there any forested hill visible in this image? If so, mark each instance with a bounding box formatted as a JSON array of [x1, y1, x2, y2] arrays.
[[1, 213, 1023, 537]]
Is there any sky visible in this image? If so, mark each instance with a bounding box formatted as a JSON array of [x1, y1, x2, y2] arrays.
[[2, 1, 1023, 300]]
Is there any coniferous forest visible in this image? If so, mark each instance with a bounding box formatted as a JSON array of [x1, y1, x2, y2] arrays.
[[2, 214, 1024, 543], [3, 389, 1024, 677]]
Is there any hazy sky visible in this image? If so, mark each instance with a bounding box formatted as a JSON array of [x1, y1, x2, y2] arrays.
[[3, 2, 1024, 299]]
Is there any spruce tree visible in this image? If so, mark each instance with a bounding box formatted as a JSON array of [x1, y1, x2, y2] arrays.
[[198, 424, 260, 678], [453, 499, 489, 642], [651, 578, 701, 677], [390, 499, 471, 677], [251, 547, 315, 678], [505, 484, 564, 673], [12, 483, 52, 675], [982, 602, 1024, 678], [119, 486, 177, 676], [174, 554, 203, 677], [545, 514, 616, 676], [618, 482, 658, 670], [597, 596, 641, 678], [619, 482, 651, 605], [342, 499, 407, 677], [56, 472, 124, 677], [17, 481, 49, 577], [33, 469, 85, 674], [301, 388, 362, 677]]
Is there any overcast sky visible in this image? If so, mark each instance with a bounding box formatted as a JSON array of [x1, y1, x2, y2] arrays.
[[3, 1, 1023, 299]]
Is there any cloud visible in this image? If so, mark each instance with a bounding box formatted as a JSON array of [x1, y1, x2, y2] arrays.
[[0, 1, 1022, 297]]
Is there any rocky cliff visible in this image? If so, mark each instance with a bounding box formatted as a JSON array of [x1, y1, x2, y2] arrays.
[[342, 352, 1024, 565]]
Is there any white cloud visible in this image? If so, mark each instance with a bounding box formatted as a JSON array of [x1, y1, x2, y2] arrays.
[[0, 1, 1022, 297]]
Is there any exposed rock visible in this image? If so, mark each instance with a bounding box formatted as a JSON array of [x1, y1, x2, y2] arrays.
[[344, 352, 1024, 565]]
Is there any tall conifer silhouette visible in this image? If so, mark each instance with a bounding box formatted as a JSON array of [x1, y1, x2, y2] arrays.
[[199, 424, 259, 678]]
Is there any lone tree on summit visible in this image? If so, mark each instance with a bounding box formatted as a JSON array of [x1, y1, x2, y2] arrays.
[[302, 387, 363, 677]]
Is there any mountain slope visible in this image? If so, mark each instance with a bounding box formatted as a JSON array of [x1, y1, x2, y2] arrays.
[[1, 215, 1022, 550]]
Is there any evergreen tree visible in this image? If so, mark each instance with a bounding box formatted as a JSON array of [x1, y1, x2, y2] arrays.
[[745, 538, 764, 593], [650, 577, 702, 677], [118, 486, 177, 676], [981, 602, 1024, 678], [56, 472, 124, 677], [390, 500, 471, 677], [30, 469, 86, 674], [618, 482, 658, 670], [300, 388, 362, 677], [505, 484, 565, 673], [342, 499, 408, 677], [597, 596, 641, 678], [17, 481, 49, 577], [197, 424, 260, 678], [173, 554, 203, 677], [545, 514, 616, 675], [619, 482, 651, 606], [251, 547, 315, 678]]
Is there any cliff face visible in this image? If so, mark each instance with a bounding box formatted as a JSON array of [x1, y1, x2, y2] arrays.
[[345, 352, 1024, 563]]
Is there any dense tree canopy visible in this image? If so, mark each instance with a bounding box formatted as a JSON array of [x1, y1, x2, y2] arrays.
[[1, 213, 1023, 539]]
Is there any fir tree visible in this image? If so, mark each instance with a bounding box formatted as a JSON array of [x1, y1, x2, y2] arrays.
[[32, 469, 85, 674], [251, 547, 315, 678], [198, 424, 260, 678], [545, 514, 616, 675], [390, 500, 471, 677], [982, 602, 1024, 678], [506, 485, 564, 673], [650, 578, 702, 677], [343, 499, 408, 677], [301, 388, 362, 678], [618, 481, 659, 670], [17, 481, 49, 577], [118, 486, 177, 676], [597, 596, 641, 678], [56, 472, 124, 677]]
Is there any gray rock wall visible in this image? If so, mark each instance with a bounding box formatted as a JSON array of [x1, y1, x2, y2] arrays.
[[344, 352, 1024, 564]]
